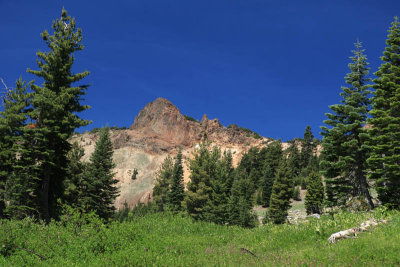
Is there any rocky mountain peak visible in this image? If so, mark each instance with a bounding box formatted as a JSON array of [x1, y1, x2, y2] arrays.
[[130, 97, 183, 132]]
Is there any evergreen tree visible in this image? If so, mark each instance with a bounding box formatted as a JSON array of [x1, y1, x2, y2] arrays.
[[227, 170, 256, 228], [305, 172, 324, 214], [265, 162, 293, 224], [365, 18, 400, 209], [167, 149, 185, 212], [263, 140, 283, 174], [153, 155, 174, 211], [321, 41, 374, 209], [183, 142, 217, 220], [84, 128, 119, 220], [300, 126, 315, 169], [26, 8, 90, 222], [0, 79, 39, 219], [63, 142, 87, 209], [205, 150, 235, 224], [286, 141, 302, 179], [259, 164, 275, 207]]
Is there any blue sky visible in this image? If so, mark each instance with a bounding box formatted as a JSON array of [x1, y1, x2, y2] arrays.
[[1, 1, 399, 141]]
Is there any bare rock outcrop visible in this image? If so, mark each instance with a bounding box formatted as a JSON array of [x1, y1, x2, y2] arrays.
[[72, 97, 269, 208]]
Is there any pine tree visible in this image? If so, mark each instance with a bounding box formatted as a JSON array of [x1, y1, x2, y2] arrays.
[[365, 18, 400, 209], [63, 142, 87, 209], [167, 149, 185, 212], [153, 155, 174, 211], [305, 172, 324, 214], [259, 164, 275, 207], [26, 8, 90, 222], [227, 170, 256, 228], [265, 162, 293, 224], [0, 79, 39, 219], [183, 142, 216, 220], [84, 128, 119, 220], [263, 140, 283, 174], [300, 126, 315, 169], [205, 150, 235, 224], [321, 41, 374, 209], [286, 141, 301, 179]]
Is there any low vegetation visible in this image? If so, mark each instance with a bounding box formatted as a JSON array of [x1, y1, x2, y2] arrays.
[[1, 207, 398, 266]]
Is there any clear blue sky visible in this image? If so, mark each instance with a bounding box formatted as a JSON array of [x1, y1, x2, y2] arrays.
[[1, 1, 399, 141]]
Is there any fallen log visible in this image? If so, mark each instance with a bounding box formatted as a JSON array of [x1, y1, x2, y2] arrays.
[[328, 218, 388, 244]]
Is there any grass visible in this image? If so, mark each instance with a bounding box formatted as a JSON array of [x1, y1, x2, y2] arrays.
[[1, 208, 399, 266]]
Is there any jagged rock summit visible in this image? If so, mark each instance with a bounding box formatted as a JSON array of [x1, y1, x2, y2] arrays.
[[71, 97, 269, 208]]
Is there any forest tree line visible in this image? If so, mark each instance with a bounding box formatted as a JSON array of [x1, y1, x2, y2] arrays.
[[1, 9, 400, 226]]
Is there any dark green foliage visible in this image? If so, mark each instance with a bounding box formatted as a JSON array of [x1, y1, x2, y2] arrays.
[[84, 128, 119, 220], [184, 143, 218, 221], [0, 79, 39, 219], [365, 18, 400, 209], [259, 165, 275, 207], [227, 173, 256, 228], [262, 140, 284, 175], [204, 151, 235, 225], [131, 169, 138, 181], [153, 155, 174, 211], [286, 141, 302, 179], [63, 142, 87, 209], [265, 162, 293, 224], [321, 41, 374, 209], [184, 115, 199, 122], [305, 172, 324, 214], [26, 8, 90, 222], [300, 126, 316, 169], [167, 149, 185, 212], [292, 186, 301, 201]]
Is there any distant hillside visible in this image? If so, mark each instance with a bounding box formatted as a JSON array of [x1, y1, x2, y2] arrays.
[[71, 97, 276, 208]]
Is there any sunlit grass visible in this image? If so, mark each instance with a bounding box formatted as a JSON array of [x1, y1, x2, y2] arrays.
[[1, 208, 399, 266]]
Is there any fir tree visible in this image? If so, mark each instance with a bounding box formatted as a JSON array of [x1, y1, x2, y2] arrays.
[[153, 155, 174, 211], [263, 140, 283, 175], [227, 171, 256, 228], [265, 162, 293, 224], [300, 126, 315, 169], [26, 8, 91, 222], [205, 150, 235, 224], [286, 141, 302, 179], [0, 79, 39, 219], [183, 142, 217, 220], [84, 128, 119, 220], [63, 142, 87, 209], [305, 172, 324, 214], [321, 41, 374, 209], [167, 149, 185, 212], [365, 18, 400, 209], [259, 164, 275, 207]]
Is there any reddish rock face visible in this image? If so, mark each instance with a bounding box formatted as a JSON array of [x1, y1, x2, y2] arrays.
[[128, 97, 259, 150], [72, 97, 270, 208]]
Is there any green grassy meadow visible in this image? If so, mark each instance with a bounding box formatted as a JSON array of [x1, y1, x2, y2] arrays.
[[1, 207, 399, 266]]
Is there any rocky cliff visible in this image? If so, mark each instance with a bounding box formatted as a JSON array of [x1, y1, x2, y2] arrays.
[[71, 98, 272, 208]]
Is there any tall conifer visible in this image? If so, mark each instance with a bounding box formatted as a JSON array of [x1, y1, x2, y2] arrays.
[[167, 149, 185, 212], [265, 162, 293, 224], [365, 18, 400, 209], [84, 128, 119, 220], [321, 41, 374, 209], [26, 8, 90, 222]]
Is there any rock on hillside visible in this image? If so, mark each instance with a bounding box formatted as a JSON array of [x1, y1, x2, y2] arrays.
[[71, 98, 272, 209]]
